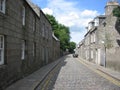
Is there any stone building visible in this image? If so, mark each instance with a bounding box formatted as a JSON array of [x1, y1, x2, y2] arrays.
[[77, 40, 85, 59], [0, 0, 60, 89], [78, 0, 120, 72], [52, 33, 60, 61]]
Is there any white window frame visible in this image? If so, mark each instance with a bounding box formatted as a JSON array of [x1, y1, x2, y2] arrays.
[[88, 23, 92, 30], [0, 0, 6, 13], [22, 6, 25, 26], [33, 18, 35, 32], [0, 35, 4, 65], [94, 18, 99, 26], [21, 40, 25, 60]]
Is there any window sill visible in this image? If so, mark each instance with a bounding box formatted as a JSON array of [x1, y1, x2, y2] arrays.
[[0, 64, 7, 69], [0, 11, 7, 18], [0, 10, 5, 13]]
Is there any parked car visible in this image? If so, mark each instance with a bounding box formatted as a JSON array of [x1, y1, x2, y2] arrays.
[[73, 53, 78, 58]]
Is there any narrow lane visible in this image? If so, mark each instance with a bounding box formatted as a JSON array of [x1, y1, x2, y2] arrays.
[[36, 55, 120, 90]]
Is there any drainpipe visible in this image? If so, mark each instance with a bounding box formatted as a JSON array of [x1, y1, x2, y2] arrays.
[[101, 40, 106, 67], [103, 22, 107, 67]]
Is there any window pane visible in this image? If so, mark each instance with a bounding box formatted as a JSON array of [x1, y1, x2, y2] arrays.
[[1, 36, 3, 48], [0, 36, 3, 48], [0, 0, 5, 13], [95, 18, 99, 26], [0, 35, 4, 65], [22, 6, 25, 25], [0, 50, 1, 61], [0, 0, 2, 10]]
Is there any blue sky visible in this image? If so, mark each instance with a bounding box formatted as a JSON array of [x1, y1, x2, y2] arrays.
[[31, 0, 117, 44]]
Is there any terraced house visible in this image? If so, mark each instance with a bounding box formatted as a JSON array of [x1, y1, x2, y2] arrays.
[[0, 0, 60, 89], [77, 0, 120, 72]]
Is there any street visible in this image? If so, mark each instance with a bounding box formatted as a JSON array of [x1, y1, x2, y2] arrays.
[[36, 55, 120, 90]]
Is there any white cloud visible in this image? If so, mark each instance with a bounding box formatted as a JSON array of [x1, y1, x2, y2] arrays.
[[80, 10, 99, 18], [70, 31, 87, 44], [42, 8, 53, 15], [41, 0, 100, 43]]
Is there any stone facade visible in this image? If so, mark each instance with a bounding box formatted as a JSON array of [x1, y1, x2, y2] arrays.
[[77, 1, 120, 72], [0, 0, 60, 89], [52, 33, 60, 61]]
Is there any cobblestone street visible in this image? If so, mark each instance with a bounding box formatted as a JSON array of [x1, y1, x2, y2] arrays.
[[36, 55, 120, 90]]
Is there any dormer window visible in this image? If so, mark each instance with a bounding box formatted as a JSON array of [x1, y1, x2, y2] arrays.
[[88, 21, 94, 30], [0, 0, 6, 13], [88, 23, 92, 30], [94, 18, 99, 26]]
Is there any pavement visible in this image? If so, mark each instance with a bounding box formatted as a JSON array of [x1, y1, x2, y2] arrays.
[[5, 55, 120, 90], [5, 56, 65, 90], [78, 57, 120, 81]]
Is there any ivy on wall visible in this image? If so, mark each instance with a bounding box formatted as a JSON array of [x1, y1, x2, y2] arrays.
[[113, 6, 120, 19]]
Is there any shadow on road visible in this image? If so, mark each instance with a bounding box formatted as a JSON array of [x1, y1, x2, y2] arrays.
[[38, 55, 72, 90], [49, 55, 70, 90]]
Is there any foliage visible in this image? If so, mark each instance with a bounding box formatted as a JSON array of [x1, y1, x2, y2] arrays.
[[113, 6, 120, 18], [68, 42, 76, 53], [46, 14, 76, 51]]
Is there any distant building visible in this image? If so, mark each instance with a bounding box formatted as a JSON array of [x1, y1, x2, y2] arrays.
[[0, 0, 60, 89], [78, 0, 120, 72]]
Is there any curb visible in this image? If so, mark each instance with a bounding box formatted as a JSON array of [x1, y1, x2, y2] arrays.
[[34, 56, 64, 90], [77, 58, 120, 87], [97, 69, 120, 82], [5, 56, 65, 90], [78, 57, 120, 82]]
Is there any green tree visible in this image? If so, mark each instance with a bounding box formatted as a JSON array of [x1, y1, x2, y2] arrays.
[[46, 14, 72, 51], [113, 6, 120, 18], [45, 14, 59, 31], [69, 42, 76, 53]]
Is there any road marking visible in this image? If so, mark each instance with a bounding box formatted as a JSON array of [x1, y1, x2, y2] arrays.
[[77, 59, 120, 87]]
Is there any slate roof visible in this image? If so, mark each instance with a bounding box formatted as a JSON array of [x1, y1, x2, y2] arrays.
[[25, 0, 40, 17]]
